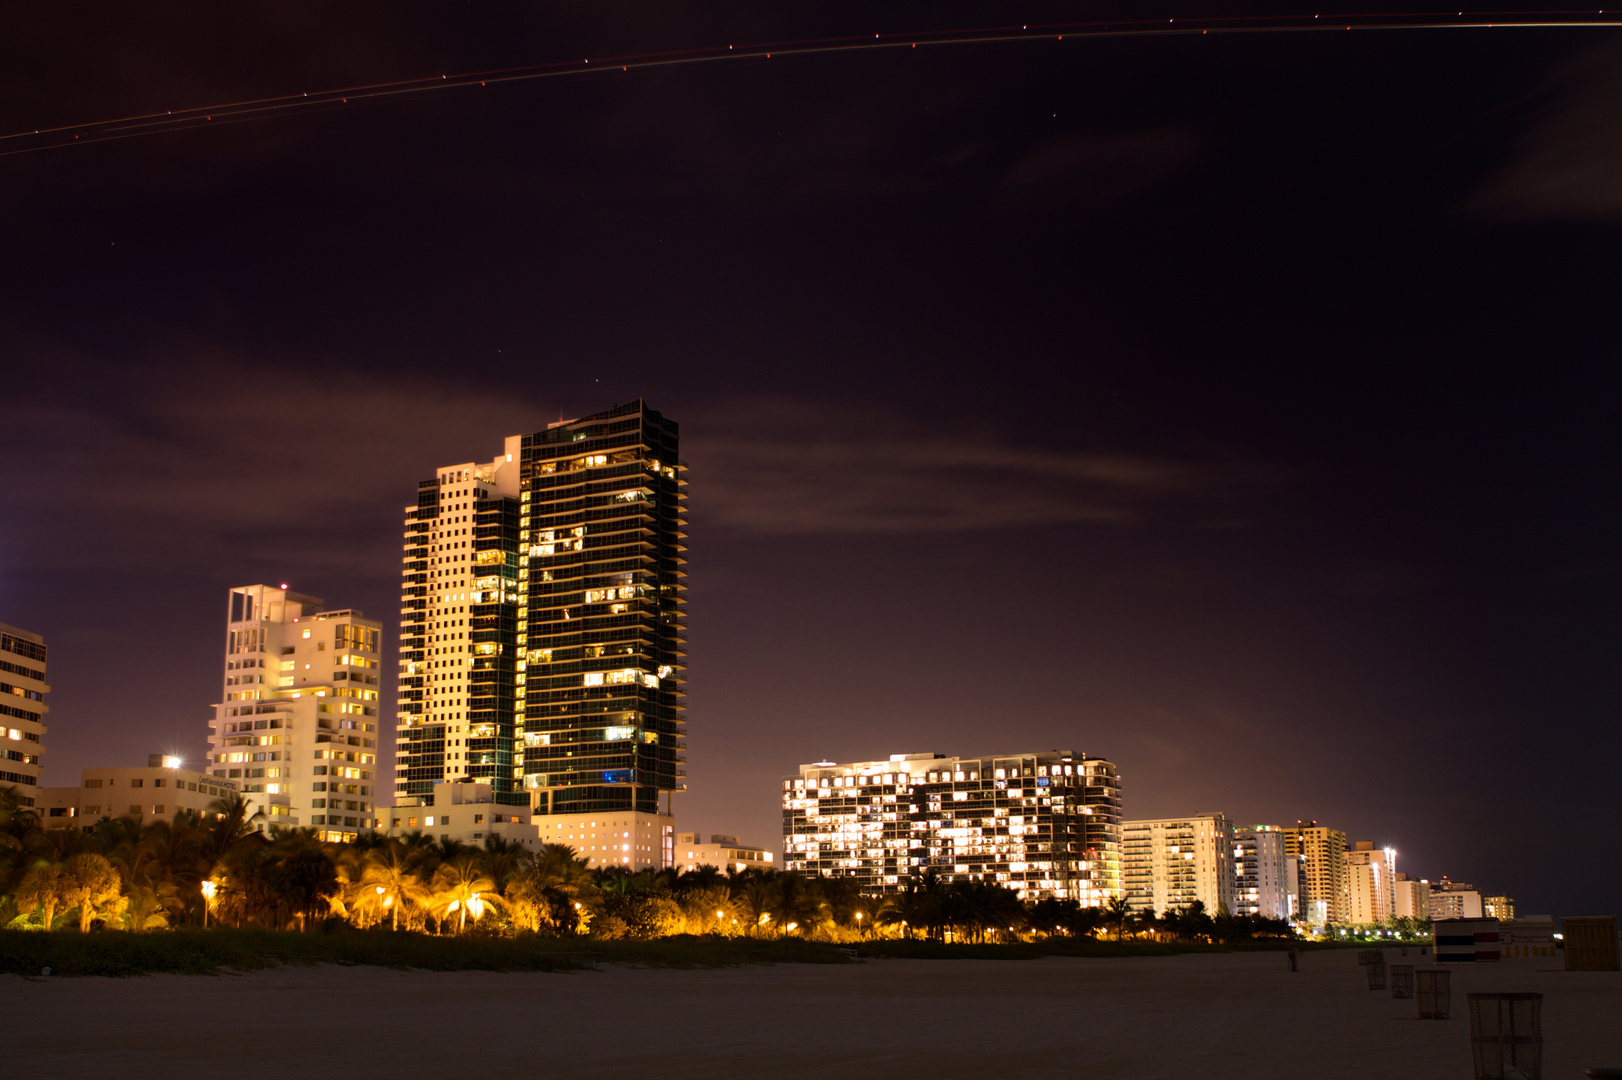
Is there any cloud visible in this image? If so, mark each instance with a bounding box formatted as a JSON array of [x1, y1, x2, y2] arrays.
[[997, 128, 1204, 214], [683, 398, 1284, 535], [0, 362, 1285, 581], [1471, 41, 1622, 224], [0, 352, 545, 573]]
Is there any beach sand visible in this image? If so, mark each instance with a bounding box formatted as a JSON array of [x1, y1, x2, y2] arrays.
[[4, 948, 1618, 1078]]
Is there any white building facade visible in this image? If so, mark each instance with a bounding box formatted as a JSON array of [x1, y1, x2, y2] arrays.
[[1345, 841, 1398, 924], [207, 585, 383, 841], [35, 757, 242, 830], [1122, 813, 1236, 915], [676, 832, 773, 874], [1233, 825, 1293, 919]]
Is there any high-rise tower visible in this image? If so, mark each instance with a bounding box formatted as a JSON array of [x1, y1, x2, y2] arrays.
[[393, 401, 686, 869], [394, 444, 524, 803], [207, 585, 383, 839]]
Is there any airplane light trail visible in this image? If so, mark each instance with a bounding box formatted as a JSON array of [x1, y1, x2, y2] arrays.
[[3, 10, 1618, 157]]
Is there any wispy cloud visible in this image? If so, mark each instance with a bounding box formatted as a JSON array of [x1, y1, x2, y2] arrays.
[[0, 353, 544, 573], [684, 398, 1285, 534], [1471, 41, 1622, 224], [0, 363, 1286, 580]]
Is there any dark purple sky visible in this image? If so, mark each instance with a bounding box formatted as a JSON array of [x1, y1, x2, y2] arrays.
[[3, 2, 1619, 914]]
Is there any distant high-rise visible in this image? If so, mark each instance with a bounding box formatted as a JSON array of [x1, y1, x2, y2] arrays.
[[207, 585, 383, 839], [1234, 825, 1293, 920], [1122, 813, 1236, 915], [1394, 872, 1431, 920], [393, 401, 685, 869], [783, 750, 1122, 904], [1429, 877, 1484, 920], [1345, 841, 1398, 925], [0, 622, 49, 804], [1284, 821, 1348, 925]]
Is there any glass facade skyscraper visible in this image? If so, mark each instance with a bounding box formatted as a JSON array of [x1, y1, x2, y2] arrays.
[[517, 401, 686, 820], [393, 400, 685, 861]]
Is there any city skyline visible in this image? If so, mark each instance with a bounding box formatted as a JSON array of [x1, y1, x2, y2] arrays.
[[5, 2, 1620, 917]]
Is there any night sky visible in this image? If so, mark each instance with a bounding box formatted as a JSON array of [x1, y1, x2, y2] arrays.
[[4, 2, 1619, 915]]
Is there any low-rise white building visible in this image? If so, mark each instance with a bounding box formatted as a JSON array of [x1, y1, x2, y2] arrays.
[[35, 756, 242, 831], [676, 832, 773, 874], [379, 781, 540, 850], [532, 811, 674, 870]]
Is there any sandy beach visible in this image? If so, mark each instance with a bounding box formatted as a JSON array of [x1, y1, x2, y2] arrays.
[[4, 949, 1618, 1078]]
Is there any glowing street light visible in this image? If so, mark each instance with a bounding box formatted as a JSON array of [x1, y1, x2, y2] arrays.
[[200, 879, 217, 928]]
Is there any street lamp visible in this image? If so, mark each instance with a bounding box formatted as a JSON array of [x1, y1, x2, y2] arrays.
[[200, 879, 217, 928]]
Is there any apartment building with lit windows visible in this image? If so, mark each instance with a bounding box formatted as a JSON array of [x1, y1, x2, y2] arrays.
[[206, 585, 383, 841], [393, 401, 685, 868], [1122, 813, 1236, 915], [1233, 825, 1294, 919], [1283, 821, 1347, 925], [782, 751, 1121, 903], [1345, 841, 1398, 924], [0, 622, 49, 803], [395, 445, 524, 803]]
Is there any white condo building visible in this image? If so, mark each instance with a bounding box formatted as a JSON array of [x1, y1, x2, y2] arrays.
[[1122, 813, 1237, 915], [1233, 825, 1294, 919], [1394, 872, 1431, 919], [206, 585, 383, 840], [1345, 841, 1398, 924]]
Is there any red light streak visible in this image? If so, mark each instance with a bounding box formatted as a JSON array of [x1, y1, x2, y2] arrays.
[[3, 10, 1619, 156]]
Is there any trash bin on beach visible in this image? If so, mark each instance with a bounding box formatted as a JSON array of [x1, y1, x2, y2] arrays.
[[1468, 993, 1542, 1080], [1390, 964, 1415, 999], [1417, 968, 1451, 1019], [1367, 961, 1387, 990]]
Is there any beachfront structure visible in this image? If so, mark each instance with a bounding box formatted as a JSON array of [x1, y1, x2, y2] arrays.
[[1483, 894, 1515, 920], [378, 780, 540, 850], [34, 757, 242, 831], [1233, 825, 1293, 919], [1345, 841, 1398, 924], [207, 585, 383, 841], [782, 751, 1122, 903], [531, 813, 673, 870], [1122, 813, 1236, 915], [1283, 822, 1347, 925], [394, 402, 684, 863], [676, 832, 774, 874], [0, 622, 49, 804], [1429, 878, 1484, 920], [1394, 872, 1431, 919]]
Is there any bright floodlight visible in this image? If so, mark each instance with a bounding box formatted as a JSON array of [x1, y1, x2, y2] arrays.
[[162, 755, 183, 769]]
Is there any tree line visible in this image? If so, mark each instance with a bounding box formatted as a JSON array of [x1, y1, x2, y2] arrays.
[[1, 787, 1293, 943]]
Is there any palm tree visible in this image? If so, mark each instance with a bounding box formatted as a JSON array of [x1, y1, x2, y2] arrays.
[[16, 861, 67, 929], [1105, 895, 1130, 941], [204, 793, 266, 861], [432, 852, 496, 933], [361, 841, 432, 932]]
